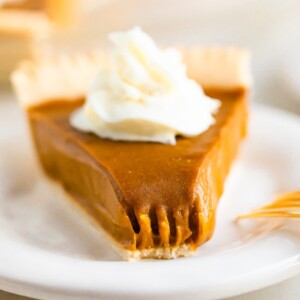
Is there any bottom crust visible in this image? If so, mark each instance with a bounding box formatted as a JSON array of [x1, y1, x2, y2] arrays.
[[124, 245, 194, 260]]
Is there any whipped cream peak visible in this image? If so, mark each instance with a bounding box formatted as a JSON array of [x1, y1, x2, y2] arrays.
[[71, 27, 220, 145]]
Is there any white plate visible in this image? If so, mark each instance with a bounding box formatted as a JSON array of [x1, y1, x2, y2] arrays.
[[0, 98, 300, 300]]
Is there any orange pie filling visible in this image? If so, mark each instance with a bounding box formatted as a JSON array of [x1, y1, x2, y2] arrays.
[[27, 90, 247, 257]]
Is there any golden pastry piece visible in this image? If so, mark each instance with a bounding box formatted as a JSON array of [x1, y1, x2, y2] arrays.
[[11, 48, 251, 259], [0, 0, 78, 85], [0, 0, 78, 25]]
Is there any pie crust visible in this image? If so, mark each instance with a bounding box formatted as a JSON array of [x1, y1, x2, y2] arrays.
[[12, 48, 250, 107]]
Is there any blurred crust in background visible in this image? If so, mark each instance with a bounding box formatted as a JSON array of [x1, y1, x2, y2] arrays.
[[0, 0, 79, 86]]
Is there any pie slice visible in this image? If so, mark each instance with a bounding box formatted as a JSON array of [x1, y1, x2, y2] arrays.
[[11, 48, 251, 260]]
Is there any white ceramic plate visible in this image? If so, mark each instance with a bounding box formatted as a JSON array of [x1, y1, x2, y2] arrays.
[[0, 97, 300, 300]]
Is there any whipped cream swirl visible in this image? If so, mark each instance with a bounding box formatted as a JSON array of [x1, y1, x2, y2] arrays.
[[71, 27, 220, 144]]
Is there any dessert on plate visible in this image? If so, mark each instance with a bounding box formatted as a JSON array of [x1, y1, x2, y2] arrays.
[[11, 27, 251, 260]]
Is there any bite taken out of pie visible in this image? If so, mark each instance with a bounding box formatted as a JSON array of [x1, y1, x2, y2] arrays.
[[11, 29, 251, 260]]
